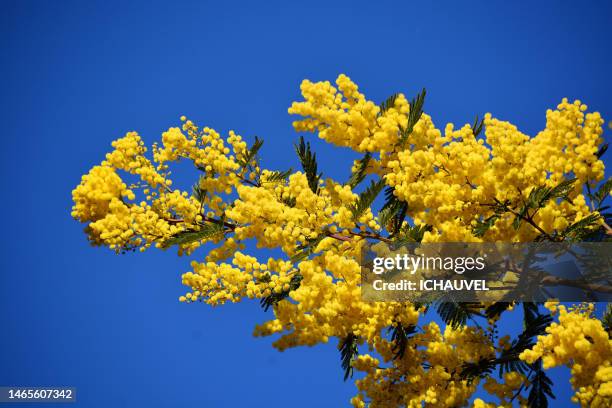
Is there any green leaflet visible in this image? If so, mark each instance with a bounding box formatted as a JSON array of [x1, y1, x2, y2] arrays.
[[398, 88, 426, 146], [161, 222, 225, 248], [351, 179, 385, 220], [294, 136, 322, 194], [339, 333, 359, 381], [346, 152, 371, 188]]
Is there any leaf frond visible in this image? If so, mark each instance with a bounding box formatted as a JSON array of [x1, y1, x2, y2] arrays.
[[263, 169, 293, 183], [472, 214, 500, 237], [379, 187, 409, 235], [562, 213, 601, 240], [162, 222, 225, 248], [596, 143, 609, 159], [593, 177, 612, 208], [602, 303, 612, 333], [528, 361, 555, 408], [351, 179, 385, 220], [347, 152, 372, 188], [378, 93, 399, 117], [389, 322, 417, 360], [290, 235, 325, 263], [192, 179, 207, 203], [294, 136, 322, 194], [339, 333, 359, 381], [395, 224, 432, 243], [398, 88, 426, 146], [260, 273, 303, 311], [472, 115, 484, 137], [238, 136, 264, 169], [436, 301, 482, 328]]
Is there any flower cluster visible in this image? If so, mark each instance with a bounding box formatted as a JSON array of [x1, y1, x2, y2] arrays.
[[520, 303, 612, 407], [72, 74, 611, 407], [288, 74, 410, 153]]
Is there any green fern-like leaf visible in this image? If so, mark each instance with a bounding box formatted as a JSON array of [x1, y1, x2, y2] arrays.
[[192, 179, 207, 203], [378, 200, 401, 232], [596, 143, 608, 159], [472, 214, 500, 237], [378, 93, 399, 116], [547, 178, 578, 201], [294, 136, 322, 194], [485, 302, 513, 320], [395, 224, 432, 243], [512, 206, 529, 230], [436, 301, 483, 328], [282, 196, 297, 208], [507, 179, 579, 232], [601, 303, 612, 332], [346, 152, 372, 188], [351, 179, 385, 220], [472, 115, 484, 137], [263, 169, 293, 183], [389, 322, 416, 360], [498, 311, 552, 375], [162, 222, 225, 248], [593, 177, 612, 208], [379, 187, 409, 235], [238, 136, 264, 169], [290, 235, 325, 263], [527, 361, 555, 408], [398, 88, 426, 146], [561, 213, 601, 240], [339, 333, 359, 381], [260, 273, 303, 311], [460, 306, 552, 383], [526, 178, 577, 209]]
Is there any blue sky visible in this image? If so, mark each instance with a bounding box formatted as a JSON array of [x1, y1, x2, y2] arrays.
[[1, 0, 611, 406]]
